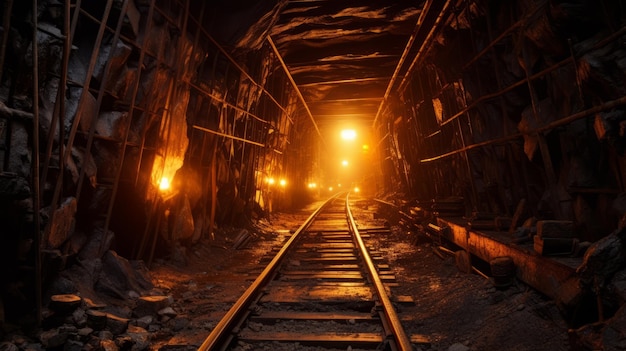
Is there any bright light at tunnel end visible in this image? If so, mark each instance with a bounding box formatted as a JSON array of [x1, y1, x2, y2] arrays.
[[340, 129, 357, 140]]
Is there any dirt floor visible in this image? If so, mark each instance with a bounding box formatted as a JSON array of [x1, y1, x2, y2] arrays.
[[149, 198, 571, 350]]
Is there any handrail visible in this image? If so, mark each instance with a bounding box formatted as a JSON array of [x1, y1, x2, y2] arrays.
[[198, 193, 342, 350], [345, 193, 414, 351]]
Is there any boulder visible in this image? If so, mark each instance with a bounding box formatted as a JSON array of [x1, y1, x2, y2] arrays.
[[134, 296, 172, 318], [95, 251, 153, 300], [45, 197, 77, 249], [577, 228, 626, 288], [105, 313, 129, 335]]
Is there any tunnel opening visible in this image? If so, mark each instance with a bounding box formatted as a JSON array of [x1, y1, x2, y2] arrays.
[[0, 0, 626, 349]]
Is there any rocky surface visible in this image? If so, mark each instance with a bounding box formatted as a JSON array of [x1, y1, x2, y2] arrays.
[[6, 196, 626, 350]]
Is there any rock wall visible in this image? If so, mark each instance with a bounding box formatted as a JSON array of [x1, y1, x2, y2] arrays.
[[380, 0, 626, 241], [0, 0, 301, 324]]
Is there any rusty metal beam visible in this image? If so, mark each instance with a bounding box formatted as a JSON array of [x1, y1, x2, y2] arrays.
[[267, 35, 325, 146], [299, 77, 389, 87], [421, 94, 626, 163], [32, 0, 42, 325], [346, 193, 413, 351], [372, 0, 435, 128], [397, 0, 454, 92]]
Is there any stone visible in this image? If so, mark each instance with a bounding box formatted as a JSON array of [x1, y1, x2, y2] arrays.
[[113, 336, 133, 350], [0, 342, 19, 351], [0, 173, 30, 200], [157, 307, 177, 319], [100, 339, 118, 351], [39, 329, 68, 349], [78, 228, 114, 261], [134, 315, 153, 329], [537, 220, 574, 239], [134, 296, 171, 317], [448, 343, 470, 351], [126, 326, 150, 350], [601, 304, 626, 350], [105, 313, 129, 335], [167, 317, 189, 331], [73, 308, 87, 326], [95, 250, 153, 300], [577, 228, 626, 287], [95, 111, 128, 141], [86, 310, 107, 331], [7, 124, 31, 177], [63, 340, 83, 351], [173, 195, 195, 241], [78, 327, 94, 337], [94, 41, 132, 86], [609, 270, 626, 304]]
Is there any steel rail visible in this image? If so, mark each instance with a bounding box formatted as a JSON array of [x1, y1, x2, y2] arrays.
[[198, 193, 342, 350], [346, 193, 414, 351]]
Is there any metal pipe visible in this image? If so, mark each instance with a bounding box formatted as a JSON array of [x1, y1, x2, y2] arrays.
[[397, 0, 454, 92], [267, 36, 325, 147], [346, 193, 413, 351], [372, 0, 434, 128]]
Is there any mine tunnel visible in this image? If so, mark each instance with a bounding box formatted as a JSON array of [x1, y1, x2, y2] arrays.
[[1, 0, 626, 349]]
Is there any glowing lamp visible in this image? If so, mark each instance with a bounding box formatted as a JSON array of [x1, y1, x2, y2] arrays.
[[279, 179, 287, 187], [267, 177, 275, 185], [159, 177, 171, 191], [342, 160, 349, 167]]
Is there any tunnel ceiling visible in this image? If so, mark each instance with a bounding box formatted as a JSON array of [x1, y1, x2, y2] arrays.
[[269, 0, 429, 129]]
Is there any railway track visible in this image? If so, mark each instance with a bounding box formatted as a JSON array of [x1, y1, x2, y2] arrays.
[[199, 194, 426, 350]]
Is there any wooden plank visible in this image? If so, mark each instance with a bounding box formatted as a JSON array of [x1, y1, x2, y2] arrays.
[[284, 264, 361, 271], [237, 330, 384, 344], [300, 243, 355, 249], [251, 311, 378, 322], [261, 285, 373, 302]]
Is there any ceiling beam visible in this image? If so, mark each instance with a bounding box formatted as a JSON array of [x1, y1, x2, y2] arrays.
[[267, 35, 326, 147], [298, 77, 389, 87]]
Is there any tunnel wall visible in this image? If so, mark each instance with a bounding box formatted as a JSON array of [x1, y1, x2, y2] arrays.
[[377, 0, 626, 242], [0, 0, 313, 320]]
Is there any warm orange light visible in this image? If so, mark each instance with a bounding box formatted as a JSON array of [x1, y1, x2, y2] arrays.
[[362, 144, 369, 151], [328, 186, 334, 192], [342, 160, 349, 167], [267, 177, 275, 185], [279, 179, 287, 187], [308, 182, 317, 189], [354, 187, 360, 193], [341, 129, 357, 140], [159, 177, 171, 191]]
